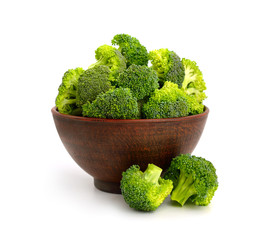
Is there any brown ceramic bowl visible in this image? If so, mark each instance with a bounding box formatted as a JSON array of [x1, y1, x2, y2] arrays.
[[51, 106, 209, 193]]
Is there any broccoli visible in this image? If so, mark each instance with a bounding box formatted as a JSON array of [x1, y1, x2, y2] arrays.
[[76, 65, 113, 106], [112, 34, 148, 67], [55, 67, 84, 115], [137, 97, 149, 119], [88, 44, 126, 83], [184, 94, 205, 115], [149, 48, 185, 88], [120, 164, 173, 211], [164, 154, 218, 206], [142, 81, 189, 119], [181, 58, 207, 104], [82, 87, 139, 119], [117, 64, 159, 100]]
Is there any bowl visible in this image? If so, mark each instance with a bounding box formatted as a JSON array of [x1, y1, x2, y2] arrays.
[[51, 106, 209, 193]]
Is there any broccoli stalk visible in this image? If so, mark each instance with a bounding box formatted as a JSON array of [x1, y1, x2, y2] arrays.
[[170, 170, 197, 206], [121, 164, 173, 211], [142, 163, 162, 183], [164, 154, 218, 206]]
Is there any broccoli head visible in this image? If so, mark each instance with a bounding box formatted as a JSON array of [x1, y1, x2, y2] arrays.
[[164, 154, 218, 206], [82, 87, 139, 119], [149, 49, 185, 87], [88, 44, 126, 83], [76, 65, 113, 106], [181, 58, 207, 104], [55, 67, 84, 115], [117, 64, 159, 100], [112, 34, 148, 67], [142, 81, 189, 119], [121, 164, 173, 211]]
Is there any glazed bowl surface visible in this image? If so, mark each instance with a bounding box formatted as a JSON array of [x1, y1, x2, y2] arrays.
[[51, 106, 209, 193]]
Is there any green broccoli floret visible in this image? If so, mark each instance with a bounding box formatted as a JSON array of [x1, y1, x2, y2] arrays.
[[185, 94, 205, 115], [55, 67, 84, 115], [181, 58, 207, 104], [76, 65, 113, 106], [82, 87, 139, 119], [149, 49, 185, 88], [112, 34, 148, 67], [117, 64, 159, 100], [164, 154, 218, 206], [142, 81, 189, 119], [88, 44, 126, 83], [121, 164, 173, 211]]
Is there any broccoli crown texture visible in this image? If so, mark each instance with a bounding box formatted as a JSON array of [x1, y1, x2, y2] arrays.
[[181, 58, 207, 104], [184, 94, 205, 115], [149, 49, 185, 87], [89, 44, 126, 83], [121, 164, 173, 211], [55, 67, 84, 115], [142, 81, 189, 119], [82, 87, 139, 119], [117, 64, 159, 100], [164, 154, 218, 206], [76, 65, 112, 106], [112, 34, 148, 67]]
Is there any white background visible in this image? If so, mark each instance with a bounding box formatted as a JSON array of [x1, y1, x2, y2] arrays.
[[1, 0, 277, 239]]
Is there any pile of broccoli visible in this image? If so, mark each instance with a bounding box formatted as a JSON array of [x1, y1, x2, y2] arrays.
[[55, 33, 207, 119], [54, 34, 216, 212], [120, 154, 218, 212]]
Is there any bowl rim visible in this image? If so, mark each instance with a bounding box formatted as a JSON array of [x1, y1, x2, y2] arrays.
[[51, 106, 209, 123]]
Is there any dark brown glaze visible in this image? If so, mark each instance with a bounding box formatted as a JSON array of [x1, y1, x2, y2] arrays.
[[51, 107, 209, 193]]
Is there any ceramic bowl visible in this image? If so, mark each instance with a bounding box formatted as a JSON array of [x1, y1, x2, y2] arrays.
[[51, 106, 209, 193]]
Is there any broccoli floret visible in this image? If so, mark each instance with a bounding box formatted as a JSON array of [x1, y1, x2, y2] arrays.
[[121, 164, 173, 211], [142, 81, 189, 119], [76, 65, 113, 106], [164, 154, 218, 206], [55, 67, 84, 115], [82, 87, 139, 119], [185, 94, 205, 115], [181, 58, 207, 104], [88, 44, 126, 83], [112, 34, 148, 67], [117, 64, 159, 100], [149, 49, 185, 87], [184, 94, 205, 115]]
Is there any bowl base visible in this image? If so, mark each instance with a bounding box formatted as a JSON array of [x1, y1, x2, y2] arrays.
[[94, 179, 121, 194]]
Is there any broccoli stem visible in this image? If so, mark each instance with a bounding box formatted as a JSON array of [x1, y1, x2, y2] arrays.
[[61, 98, 76, 105], [71, 107, 82, 116], [184, 87, 199, 96], [143, 164, 162, 184], [88, 57, 106, 69], [182, 75, 195, 89], [171, 170, 197, 206]]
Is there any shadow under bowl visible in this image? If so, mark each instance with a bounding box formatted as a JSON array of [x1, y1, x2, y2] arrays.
[[51, 106, 209, 193]]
